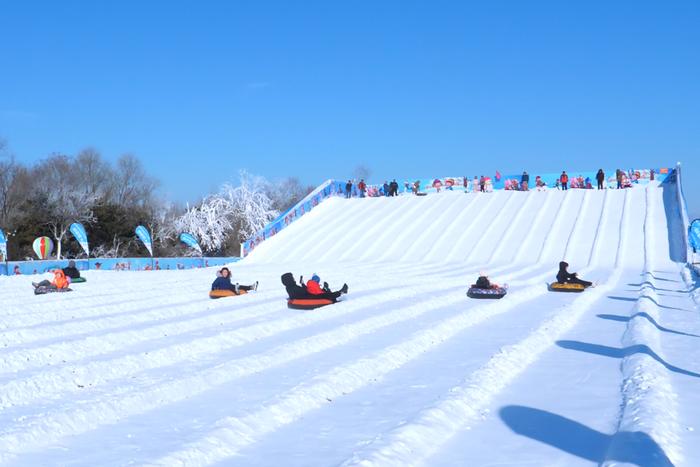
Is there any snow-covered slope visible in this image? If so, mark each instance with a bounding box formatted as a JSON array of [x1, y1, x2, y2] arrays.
[[1, 182, 698, 467]]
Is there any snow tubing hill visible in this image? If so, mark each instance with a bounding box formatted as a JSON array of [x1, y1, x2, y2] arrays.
[[467, 286, 507, 299], [34, 287, 73, 295], [287, 298, 336, 310], [209, 289, 248, 299], [548, 282, 585, 292]]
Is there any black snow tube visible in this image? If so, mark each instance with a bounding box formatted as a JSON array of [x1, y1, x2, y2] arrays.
[[34, 287, 73, 295], [467, 286, 507, 299]]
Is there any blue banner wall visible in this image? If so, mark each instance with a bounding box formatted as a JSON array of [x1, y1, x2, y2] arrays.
[[0, 257, 240, 276]]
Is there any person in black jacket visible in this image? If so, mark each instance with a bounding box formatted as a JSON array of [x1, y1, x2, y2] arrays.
[[212, 267, 257, 294], [556, 261, 592, 287], [281, 272, 347, 301], [62, 260, 81, 280], [596, 169, 605, 190], [345, 180, 353, 198], [390, 179, 399, 196], [521, 171, 530, 191]]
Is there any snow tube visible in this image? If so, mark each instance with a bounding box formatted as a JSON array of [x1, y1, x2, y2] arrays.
[[467, 286, 507, 299], [71, 277, 86, 283], [34, 287, 72, 295], [287, 298, 335, 310], [209, 289, 247, 299], [549, 282, 585, 292]]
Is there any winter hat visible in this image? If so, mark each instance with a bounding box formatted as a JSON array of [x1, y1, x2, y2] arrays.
[[68, 260, 76, 267], [311, 274, 320, 283]]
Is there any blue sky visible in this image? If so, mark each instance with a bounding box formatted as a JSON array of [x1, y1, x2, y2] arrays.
[[1, 1, 698, 216]]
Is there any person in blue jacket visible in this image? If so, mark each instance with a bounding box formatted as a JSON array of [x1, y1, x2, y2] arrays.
[[212, 267, 257, 294]]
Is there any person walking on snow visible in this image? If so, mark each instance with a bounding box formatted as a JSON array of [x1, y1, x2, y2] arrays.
[[479, 175, 486, 192], [345, 180, 353, 198], [616, 169, 623, 189], [560, 171, 569, 190]]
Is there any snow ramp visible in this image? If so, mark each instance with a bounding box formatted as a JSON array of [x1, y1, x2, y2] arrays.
[[248, 187, 636, 268]]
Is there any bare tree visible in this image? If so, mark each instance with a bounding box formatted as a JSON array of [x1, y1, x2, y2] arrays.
[[0, 142, 24, 226], [32, 154, 98, 258], [75, 147, 112, 200], [266, 177, 314, 212], [110, 154, 159, 208]]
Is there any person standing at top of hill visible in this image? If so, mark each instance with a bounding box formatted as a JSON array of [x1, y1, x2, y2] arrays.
[[345, 180, 353, 198], [382, 181, 390, 196], [616, 169, 623, 189], [560, 171, 569, 190], [596, 169, 605, 190], [389, 179, 399, 196], [521, 171, 530, 191], [358, 179, 366, 198], [479, 176, 486, 192]]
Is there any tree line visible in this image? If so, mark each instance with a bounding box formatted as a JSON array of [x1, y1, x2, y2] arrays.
[[0, 140, 313, 260]]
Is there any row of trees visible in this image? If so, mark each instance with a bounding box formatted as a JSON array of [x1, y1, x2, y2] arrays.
[[0, 139, 313, 260]]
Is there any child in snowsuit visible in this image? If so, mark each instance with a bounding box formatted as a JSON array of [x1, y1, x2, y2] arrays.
[[556, 261, 592, 288], [281, 272, 348, 301], [211, 267, 257, 294]]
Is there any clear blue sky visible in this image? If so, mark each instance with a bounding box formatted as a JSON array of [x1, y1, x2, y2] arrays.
[[1, 1, 698, 216]]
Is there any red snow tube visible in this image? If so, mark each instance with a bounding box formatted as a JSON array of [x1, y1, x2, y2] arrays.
[[209, 289, 247, 299], [287, 298, 335, 310]]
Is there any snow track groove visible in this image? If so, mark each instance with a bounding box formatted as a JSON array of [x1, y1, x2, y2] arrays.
[[0, 270, 556, 463], [147, 276, 558, 466]]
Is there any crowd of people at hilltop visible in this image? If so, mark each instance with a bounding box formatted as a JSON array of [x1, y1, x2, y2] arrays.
[[342, 168, 654, 198]]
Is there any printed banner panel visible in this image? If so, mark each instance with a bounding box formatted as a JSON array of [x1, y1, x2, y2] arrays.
[[2, 257, 240, 276]]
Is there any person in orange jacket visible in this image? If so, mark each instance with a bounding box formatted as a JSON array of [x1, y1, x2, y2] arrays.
[[32, 269, 70, 290], [560, 171, 569, 190]]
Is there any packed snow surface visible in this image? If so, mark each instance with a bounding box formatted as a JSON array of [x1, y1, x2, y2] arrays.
[[1, 182, 699, 466]]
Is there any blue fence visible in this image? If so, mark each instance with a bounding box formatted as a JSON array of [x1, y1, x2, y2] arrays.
[[0, 256, 240, 276], [241, 180, 345, 257]]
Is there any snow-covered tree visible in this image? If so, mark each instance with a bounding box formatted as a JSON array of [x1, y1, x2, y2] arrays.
[[226, 171, 279, 240], [171, 171, 278, 254], [173, 195, 235, 254]]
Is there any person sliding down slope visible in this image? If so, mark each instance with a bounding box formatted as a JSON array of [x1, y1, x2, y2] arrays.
[[281, 272, 348, 301], [556, 261, 593, 288], [32, 269, 71, 293], [211, 267, 258, 295]]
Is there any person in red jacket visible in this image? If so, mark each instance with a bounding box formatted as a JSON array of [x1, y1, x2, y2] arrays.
[[560, 171, 569, 190], [306, 274, 348, 296], [358, 179, 367, 198]]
